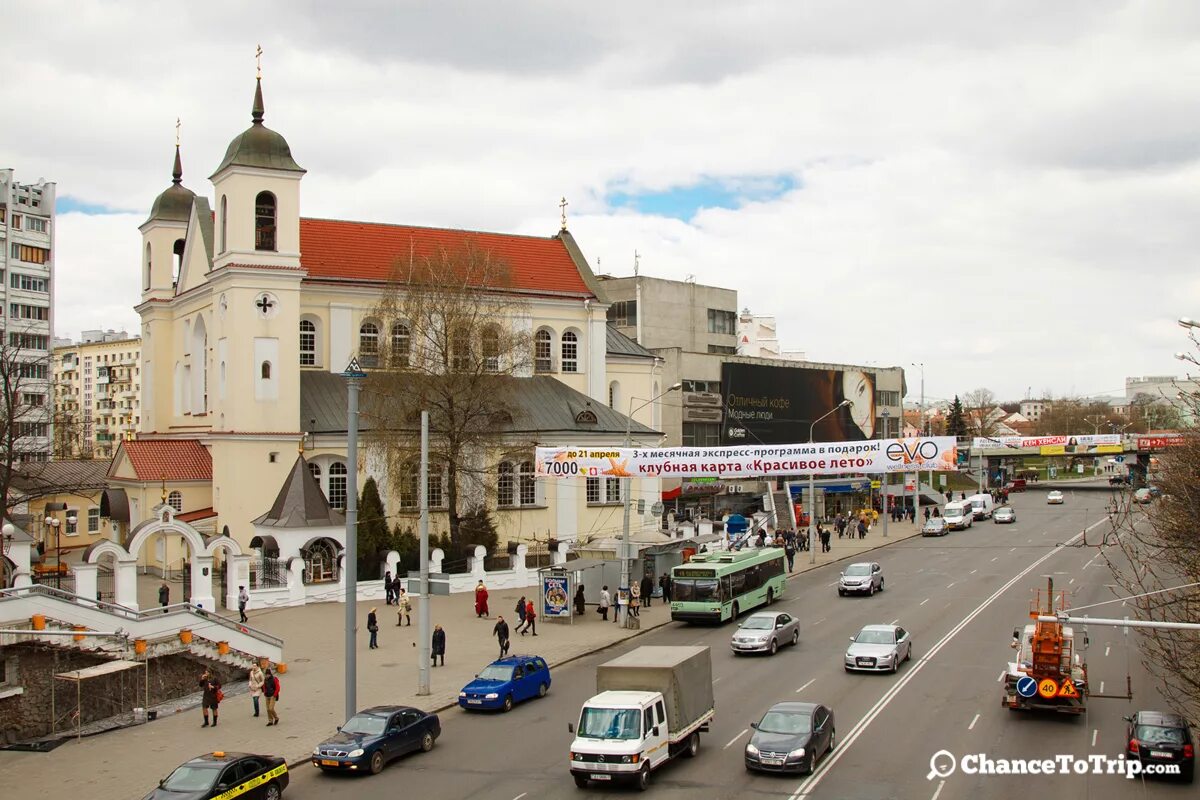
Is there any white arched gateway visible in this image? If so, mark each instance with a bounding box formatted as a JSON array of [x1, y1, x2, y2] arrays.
[[79, 504, 245, 611]]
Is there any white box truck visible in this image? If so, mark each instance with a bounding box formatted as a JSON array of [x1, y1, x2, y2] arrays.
[[569, 645, 714, 791]]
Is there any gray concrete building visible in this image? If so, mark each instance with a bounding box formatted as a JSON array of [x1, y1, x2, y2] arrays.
[[0, 170, 56, 461]]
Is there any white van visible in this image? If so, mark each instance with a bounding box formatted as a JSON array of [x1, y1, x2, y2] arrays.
[[966, 493, 994, 520], [944, 501, 973, 530]]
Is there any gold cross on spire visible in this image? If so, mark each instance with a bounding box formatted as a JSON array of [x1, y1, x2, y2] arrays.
[[559, 196, 569, 231], [175, 117, 181, 147], [256, 44, 263, 79]]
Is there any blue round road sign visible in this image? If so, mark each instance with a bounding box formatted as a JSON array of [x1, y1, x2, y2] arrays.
[[1016, 676, 1038, 698]]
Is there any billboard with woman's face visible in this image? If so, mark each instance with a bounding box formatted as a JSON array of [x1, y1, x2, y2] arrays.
[[721, 363, 877, 444]]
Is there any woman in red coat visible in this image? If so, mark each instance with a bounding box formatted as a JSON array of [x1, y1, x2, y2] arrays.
[[475, 581, 489, 618]]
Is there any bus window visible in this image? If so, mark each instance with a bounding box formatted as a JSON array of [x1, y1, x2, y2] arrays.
[[721, 576, 732, 602]]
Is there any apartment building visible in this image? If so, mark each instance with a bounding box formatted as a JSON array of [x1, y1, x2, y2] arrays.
[[53, 331, 141, 459], [0, 170, 56, 461]]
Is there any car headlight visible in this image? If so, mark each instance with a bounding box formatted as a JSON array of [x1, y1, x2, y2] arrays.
[[347, 748, 364, 758], [312, 748, 321, 757], [745, 743, 759, 756], [459, 691, 467, 698], [485, 692, 499, 699], [789, 747, 805, 759]]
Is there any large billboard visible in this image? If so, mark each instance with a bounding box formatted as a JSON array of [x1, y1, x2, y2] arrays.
[[721, 363, 877, 445]]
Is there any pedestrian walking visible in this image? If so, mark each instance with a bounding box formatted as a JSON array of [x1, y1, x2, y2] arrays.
[[857, 517, 867, 540], [248, 663, 264, 718], [396, 587, 412, 626], [238, 585, 249, 623], [640, 575, 653, 608], [924, 507, 931, 521], [431, 624, 446, 666], [613, 589, 622, 623], [158, 581, 170, 613], [384, 571, 394, 605], [574, 584, 586, 616], [493, 616, 510, 657], [367, 607, 379, 649], [820, 525, 831, 553], [474, 580, 489, 618], [784, 536, 796, 571], [199, 669, 222, 727], [521, 599, 538, 636], [391, 574, 404, 606], [598, 586, 611, 621], [515, 595, 527, 626], [630, 583, 641, 618], [658, 574, 672, 604], [262, 668, 280, 726]]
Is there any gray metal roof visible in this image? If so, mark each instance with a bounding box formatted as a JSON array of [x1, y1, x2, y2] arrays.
[[193, 196, 214, 265], [301, 371, 657, 437], [8, 459, 113, 496], [251, 454, 345, 528], [606, 326, 656, 359], [211, 80, 305, 176]]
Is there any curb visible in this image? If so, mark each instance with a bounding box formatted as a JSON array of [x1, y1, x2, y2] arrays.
[[284, 532, 918, 772]]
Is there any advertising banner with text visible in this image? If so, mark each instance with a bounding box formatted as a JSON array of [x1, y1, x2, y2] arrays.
[[972, 434, 1121, 450], [536, 437, 959, 479]]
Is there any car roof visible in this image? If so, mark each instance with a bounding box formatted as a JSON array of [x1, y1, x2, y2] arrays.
[[847, 561, 877, 568], [766, 701, 819, 714], [746, 611, 783, 619], [860, 624, 898, 632], [1135, 711, 1188, 727], [489, 655, 543, 666], [185, 752, 256, 765], [358, 705, 421, 717]]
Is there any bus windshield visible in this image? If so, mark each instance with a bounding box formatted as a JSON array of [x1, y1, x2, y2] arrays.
[[672, 579, 720, 603]]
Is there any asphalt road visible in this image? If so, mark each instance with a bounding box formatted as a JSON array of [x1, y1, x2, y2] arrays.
[[285, 489, 1193, 799]]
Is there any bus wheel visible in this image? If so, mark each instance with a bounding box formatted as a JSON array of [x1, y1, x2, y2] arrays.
[[731, 602, 740, 619], [766, 588, 774, 604]]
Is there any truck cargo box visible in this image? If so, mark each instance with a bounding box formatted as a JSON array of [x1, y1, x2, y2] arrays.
[[596, 646, 714, 735]]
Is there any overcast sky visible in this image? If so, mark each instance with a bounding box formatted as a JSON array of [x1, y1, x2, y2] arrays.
[[5, 1, 1199, 405]]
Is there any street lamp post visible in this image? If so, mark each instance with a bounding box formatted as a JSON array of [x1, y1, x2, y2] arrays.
[[620, 382, 682, 629], [809, 400, 851, 564], [881, 408, 889, 539], [341, 357, 367, 720], [44, 516, 61, 588]]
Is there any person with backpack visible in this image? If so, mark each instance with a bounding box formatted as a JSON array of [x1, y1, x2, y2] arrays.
[[515, 595, 527, 626], [199, 669, 222, 728], [262, 668, 280, 726], [520, 599, 537, 636]]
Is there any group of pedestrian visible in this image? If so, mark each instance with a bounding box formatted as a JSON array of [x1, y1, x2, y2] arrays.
[[383, 572, 410, 612], [200, 664, 281, 729], [513, 595, 537, 635], [888, 505, 916, 524]]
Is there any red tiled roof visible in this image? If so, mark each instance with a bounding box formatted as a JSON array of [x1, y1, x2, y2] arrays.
[[177, 507, 217, 522], [118, 439, 212, 481], [299, 217, 593, 296]]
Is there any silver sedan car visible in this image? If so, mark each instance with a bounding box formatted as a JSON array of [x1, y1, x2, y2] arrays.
[[731, 611, 800, 656], [993, 506, 1016, 524], [844, 624, 913, 673]]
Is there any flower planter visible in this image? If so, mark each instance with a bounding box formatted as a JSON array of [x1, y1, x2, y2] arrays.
[[31, 614, 46, 631], [179, 629, 193, 645], [72, 625, 87, 642], [134, 639, 148, 655], [276, 663, 287, 674], [217, 641, 230, 655]]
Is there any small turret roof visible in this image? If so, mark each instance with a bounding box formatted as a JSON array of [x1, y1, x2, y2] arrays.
[[252, 453, 344, 529], [145, 145, 196, 224], [211, 78, 305, 177]]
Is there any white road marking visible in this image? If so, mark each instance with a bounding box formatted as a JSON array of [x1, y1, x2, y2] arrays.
[[713, 677, 723, 684], [787, 515, 1111, 800], [512, 794, 528, 800], [890, 618, 900, 625], [920, 598, 930, 606], [724, 728, 749, 749], [1100, 681, 1105, 694], [796, 678, 815, 694], [1069, 578, 1075, 585], [828, 581, 839, 587], [1010, 547, 1016, 552], [997, 670, 1006, 683], [813, 617, 826, 626], [969, 569, 977, 575], [1092, 729, 1098, 748], [1105, 645, 1111, 657], [991, 556, 998, 562], [931, 779, 946, 800], [968, 713, 980, 731], [946, 582, 955, 589]]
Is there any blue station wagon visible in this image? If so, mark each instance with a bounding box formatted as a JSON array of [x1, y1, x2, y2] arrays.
[[459, 655, 551, 712]]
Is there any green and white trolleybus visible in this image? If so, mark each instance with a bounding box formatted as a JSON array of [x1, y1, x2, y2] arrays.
[[670, 548, 787, 623]]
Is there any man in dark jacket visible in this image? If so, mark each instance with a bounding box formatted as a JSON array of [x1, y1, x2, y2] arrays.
[[640, 575, 654, 608], [158, 582, 170, 613], [199, 669, 221, 727], [658, 573, 672, 603], [367, 608, 379, 649], [432, 625, 446, 666], [262, 668, 280, 726], [493, 616, 510, 658]]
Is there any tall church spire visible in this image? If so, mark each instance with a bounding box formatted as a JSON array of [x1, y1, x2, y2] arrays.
[[173, 118, 183, 184], [252, 44, 265, 125]]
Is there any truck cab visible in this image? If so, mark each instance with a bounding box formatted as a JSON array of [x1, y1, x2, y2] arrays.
[[569, 691, 670, 784]]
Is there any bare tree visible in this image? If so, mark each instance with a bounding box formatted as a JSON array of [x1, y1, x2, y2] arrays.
[[0, 334, 55, 516], [962, 387, 999, 436], [363, 241, 533, 552]]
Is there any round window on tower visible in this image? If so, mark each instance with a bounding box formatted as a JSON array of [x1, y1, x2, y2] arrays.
[[254, 292, 279, 319]]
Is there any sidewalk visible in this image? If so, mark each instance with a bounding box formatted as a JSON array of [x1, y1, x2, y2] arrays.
[[0, 522, 920, 800]]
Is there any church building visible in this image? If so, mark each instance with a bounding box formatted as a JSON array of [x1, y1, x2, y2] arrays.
[[104, 73, 667, 577]]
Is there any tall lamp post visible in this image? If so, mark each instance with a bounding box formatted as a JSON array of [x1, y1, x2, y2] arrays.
[[809, 400, 851, 564], [620, 382, 682, 629], [911, 362, 925, 527], [880, 408, 889, 539], [341, 357, 366, 721], [44, 516, 61, 587]]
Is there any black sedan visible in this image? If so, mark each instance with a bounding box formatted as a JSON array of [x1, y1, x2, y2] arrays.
[[313, 706, 440, 775], [143, 751, 288, 800], [1125, 710, 1194, 783], [745, 702, 835, 774]]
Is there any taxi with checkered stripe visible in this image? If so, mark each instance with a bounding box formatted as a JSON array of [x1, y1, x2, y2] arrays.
[[142, 751, 288, 800]]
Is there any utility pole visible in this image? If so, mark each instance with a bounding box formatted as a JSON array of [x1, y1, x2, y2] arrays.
[[881, 408, 889, 539], [342, 358, 366, 721], [418, 410, 431, 694]]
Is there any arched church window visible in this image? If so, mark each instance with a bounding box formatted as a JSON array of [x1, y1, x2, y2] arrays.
[[144, 242, 152, 290], [299, 319, 316, 366], [359, 322, 379, 367], [390, 322, 411, 368], [261, 361, 272, 380], [255, 191, 276, 251], [173, 238, 185, 284], [328, 462, 348, 510], [219, 195, 227, 253]]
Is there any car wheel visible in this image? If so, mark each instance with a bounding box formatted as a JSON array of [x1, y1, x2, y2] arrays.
[[264, 782, 282, 800], [636, 763, 651, 791], [804, 752, 815, 774], [828, 728, 837, 753], [538, 682, 549, 698], [890, 657, 898, 674], [683, 731, 699, 758], [868, 583, 875, 597], [905, 643, 912, 662], [369, 750, 385, 775], [838, 589, 846, 597], [791, 629, 799, 646], [421, 731, 435, 752], [769, 638, 778, 655], [879, 578, 885, 592], [503, 694, 514, 712], [574, 774, 590, 788], [731, 602, 740, 619]]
